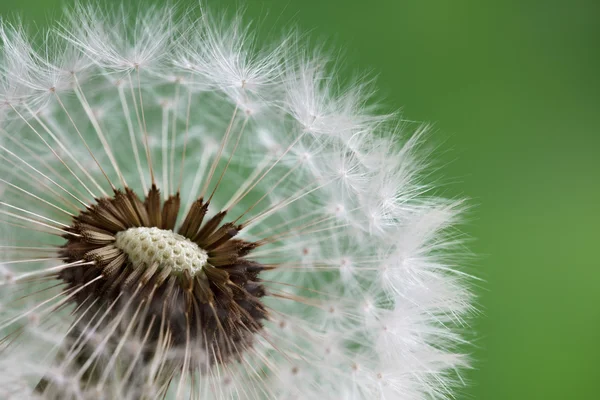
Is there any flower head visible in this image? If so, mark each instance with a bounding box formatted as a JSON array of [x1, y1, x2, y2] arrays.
[[0, 4, 473, 400]]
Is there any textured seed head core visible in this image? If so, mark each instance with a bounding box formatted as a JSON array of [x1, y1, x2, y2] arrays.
[[59, 187, 267, 372], [115, 227, 208, 275]]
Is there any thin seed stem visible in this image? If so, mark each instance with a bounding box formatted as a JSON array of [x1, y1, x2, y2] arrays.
[[177, 76, 193, 193], [183, 146, 212, 214], [118, 84, 148, 193], [0, 257, 58, 265], [200, 105, 238, 199], [53, 91, 116, 191], [73, 75, 127, 187], [170, 80, 181, 194], [11, 104, 98, 199], [0, 138, 88, 207], [60, 293, 125, 370], [72, 287, 141, 381], [174, 313, 191, 399], [6, 260, 91, 284], [161, 104, 170, 199], [233, 160, 302, 223], [0, 208, 80, 237], [0, 178, 75, 217], [36, 109, 108, 197], [128, 72, 155, 185], [97, 296, 147, 386], [0, 201, 70, 228], [223, 155, 272, 211], [208, 115, 249, 203], [0, 275, 103, 331], [242, 178, 333, 228], [226, 132, 306, 211]]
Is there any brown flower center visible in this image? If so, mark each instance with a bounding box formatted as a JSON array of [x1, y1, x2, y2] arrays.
[[57, 184, 267, 371]]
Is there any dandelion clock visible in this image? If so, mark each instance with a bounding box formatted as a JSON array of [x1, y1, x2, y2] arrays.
[[0, 3, 474, 399]]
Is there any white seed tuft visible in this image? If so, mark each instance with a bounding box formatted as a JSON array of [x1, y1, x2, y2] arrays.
[[0, 3, 474, 400]]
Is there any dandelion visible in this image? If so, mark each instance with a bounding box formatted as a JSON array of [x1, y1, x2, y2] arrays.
[[0, 3, 473, 400]]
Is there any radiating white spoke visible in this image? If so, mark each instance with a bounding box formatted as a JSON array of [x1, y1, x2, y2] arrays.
[[73, 76, 127, 187], [118, 84, 148, 193], [53, 91, 116, 191], [0, 177, 75, 217]]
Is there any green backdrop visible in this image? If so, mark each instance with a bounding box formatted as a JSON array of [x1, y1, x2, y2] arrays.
[[1, 0, 598, 399]]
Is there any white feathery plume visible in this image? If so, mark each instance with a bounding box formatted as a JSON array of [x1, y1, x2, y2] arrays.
[[0, 3, 474, 400]]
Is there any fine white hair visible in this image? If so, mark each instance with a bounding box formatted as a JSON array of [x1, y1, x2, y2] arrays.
[[0, 3, 474, 400]]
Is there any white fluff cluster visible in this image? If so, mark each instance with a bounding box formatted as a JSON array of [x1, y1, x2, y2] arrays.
[[0, 3, 473, 400]]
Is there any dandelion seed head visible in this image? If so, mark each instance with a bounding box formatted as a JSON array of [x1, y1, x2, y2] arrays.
[[0, 3, 474, 399]]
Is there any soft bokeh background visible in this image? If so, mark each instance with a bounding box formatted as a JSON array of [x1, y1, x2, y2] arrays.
[[1, 0, 598, 399]]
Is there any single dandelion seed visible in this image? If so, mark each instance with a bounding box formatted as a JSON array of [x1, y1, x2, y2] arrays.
[[0, 3, 474, 400]]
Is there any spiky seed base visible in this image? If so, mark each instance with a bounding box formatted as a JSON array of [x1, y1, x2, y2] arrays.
[[53, 184, 267, 387]]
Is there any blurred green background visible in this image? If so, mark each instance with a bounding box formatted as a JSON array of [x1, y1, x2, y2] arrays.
[[1, 0, 598, 399]]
